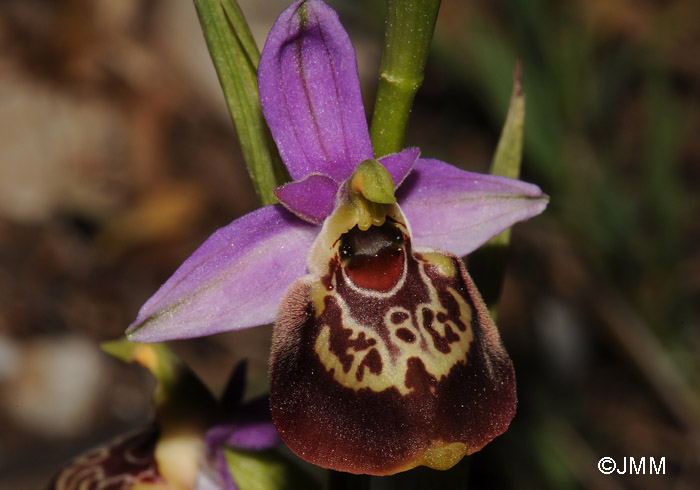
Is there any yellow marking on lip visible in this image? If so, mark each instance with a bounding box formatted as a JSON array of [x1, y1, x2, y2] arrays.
[[310, 283, 329, 319], [421, 252, 456, 278], [421, 442, 468, 471], [312, 255, 474, 395], [315, 326, 400, 392]]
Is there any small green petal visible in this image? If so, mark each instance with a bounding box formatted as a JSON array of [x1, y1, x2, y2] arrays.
[[350, 159, 397, 204], [346, 159, 397, 231]]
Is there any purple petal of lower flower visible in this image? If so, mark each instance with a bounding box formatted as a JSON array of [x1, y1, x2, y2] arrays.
[[206, 395, 281, 452], [207, 421, 281, 453], [208, 446, 238, 490], [127, 205, 318, 342], [205, 400, 280, 490], [258, 0, 373, 181], [225, 422, 281, 450], [205, 426, 238, 490], [379, 147, 420, 188], [274, 173, 339, 224], [398, 158, 548, 257], [230, 396, 281, 450]]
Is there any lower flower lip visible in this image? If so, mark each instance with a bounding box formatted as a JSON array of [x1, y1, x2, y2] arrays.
[[270, 247, 518, 475]]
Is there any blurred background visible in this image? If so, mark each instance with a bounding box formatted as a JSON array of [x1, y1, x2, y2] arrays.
[[0, 0, 698, 489]]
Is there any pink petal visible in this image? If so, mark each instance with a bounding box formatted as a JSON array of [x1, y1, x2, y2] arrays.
[[274, 173, 339, 224], [379, 147, 420, 188], [398, 158, 548, 257], [258, 0, 373, 181], [127, 205, 318, 342]]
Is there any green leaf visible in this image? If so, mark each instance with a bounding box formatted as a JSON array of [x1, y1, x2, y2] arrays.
[[491, 61, 526, 180], [488, 62, 527, 248], [194, 0, 288, 205], [224, 448, 321, 490], [469, 64, 529, 312]]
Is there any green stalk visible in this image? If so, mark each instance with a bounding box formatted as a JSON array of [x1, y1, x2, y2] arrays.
[[370, 0, 442, 157], [194, 0, 288, 206]]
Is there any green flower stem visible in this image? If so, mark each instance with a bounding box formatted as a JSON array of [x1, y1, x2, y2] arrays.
[[370, 0, 442, 157], [194, 0, 288, 206], [469, 63, 527, 311]]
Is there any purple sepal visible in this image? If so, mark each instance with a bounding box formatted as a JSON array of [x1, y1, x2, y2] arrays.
[[206, 419, 280, 455], [258, 0, 373, 181], [379, 147, 420, 188], [273, 148, 420, 224], [274, 173, 339, 224], [206, 396, 280, 490], [209, 360, 281, 453], [227, 396, 281, 449], [126, 205, 318, 342], [398, 158, 548, 257]]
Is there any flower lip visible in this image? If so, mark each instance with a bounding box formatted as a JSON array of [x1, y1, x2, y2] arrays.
[[271, 198, 518, 475]]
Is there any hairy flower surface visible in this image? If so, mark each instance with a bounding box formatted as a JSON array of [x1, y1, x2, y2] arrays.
[[127, 0, 547, 476]]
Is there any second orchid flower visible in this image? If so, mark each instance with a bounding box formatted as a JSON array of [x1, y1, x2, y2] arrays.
[[127, 0, 547, 476]]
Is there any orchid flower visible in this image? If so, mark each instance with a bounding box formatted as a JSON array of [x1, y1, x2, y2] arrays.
[[46, 343, 281, 490], [126, 0, 547, 476]]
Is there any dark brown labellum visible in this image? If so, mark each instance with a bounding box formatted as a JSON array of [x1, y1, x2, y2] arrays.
[[271, 208, 517, 475], [45, 425, 165, 490]]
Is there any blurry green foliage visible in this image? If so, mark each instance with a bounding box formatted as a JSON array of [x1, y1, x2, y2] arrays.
[[427, 0, 693, 335]]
